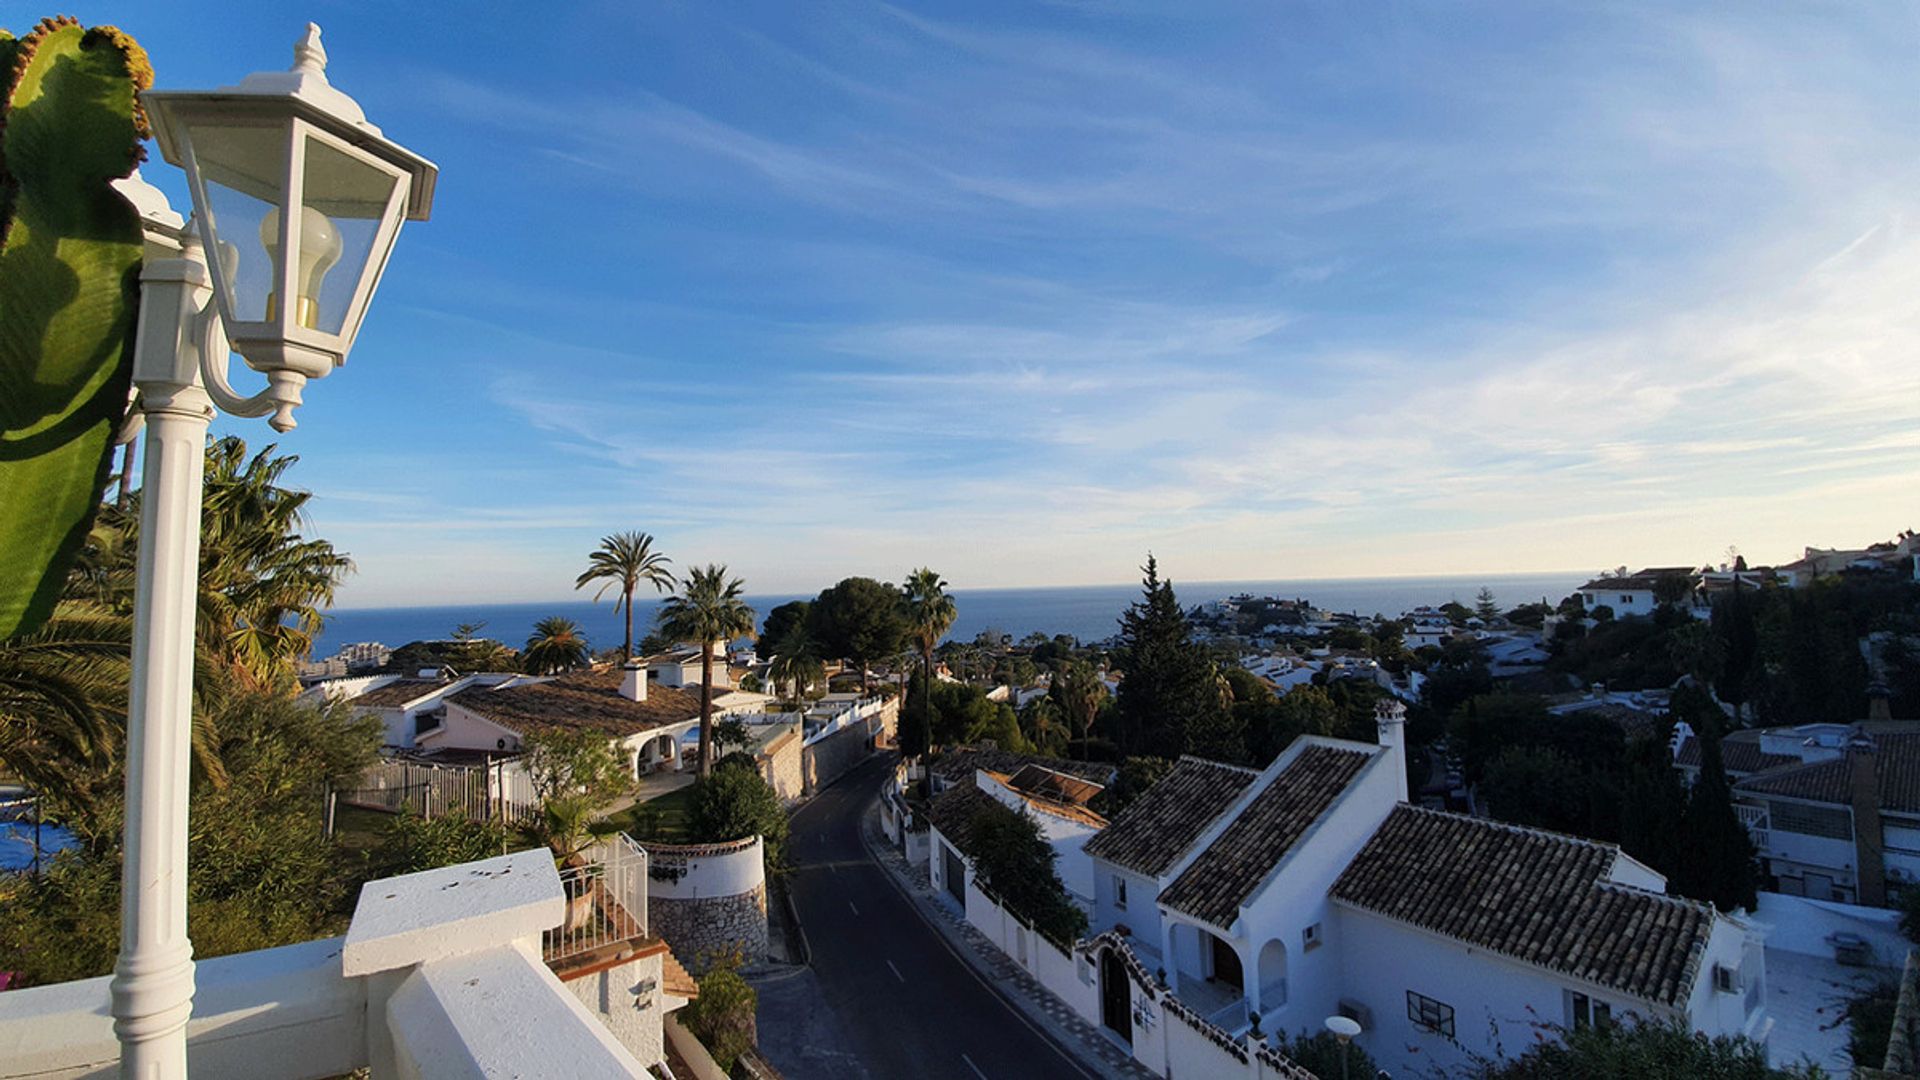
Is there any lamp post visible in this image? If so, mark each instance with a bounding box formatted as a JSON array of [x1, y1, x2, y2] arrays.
[[1325, 1014, 1362, 1080], [107, 25, 434, 1078]]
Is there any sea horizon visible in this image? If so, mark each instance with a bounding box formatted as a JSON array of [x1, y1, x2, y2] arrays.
[[310, 569, 1591, 659]]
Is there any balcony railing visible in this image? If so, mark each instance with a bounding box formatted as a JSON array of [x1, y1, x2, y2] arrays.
[[542, 834, 649, 965]]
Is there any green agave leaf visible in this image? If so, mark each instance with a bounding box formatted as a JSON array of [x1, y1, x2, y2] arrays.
[[0, 17, 151, 641]]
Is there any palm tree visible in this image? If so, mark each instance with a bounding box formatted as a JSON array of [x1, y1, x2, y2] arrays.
[[523, 616, 590, 675], [574, 532, 674, 661], [902, 567, 957, 755], [1052, 659, 1108, 759], [767, 623, 824, 705], [656, 565, 756, 778]]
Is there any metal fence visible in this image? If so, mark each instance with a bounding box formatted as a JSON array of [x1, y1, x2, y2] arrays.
[[329, 757, 539, 827], [542, 834, 650, 965]]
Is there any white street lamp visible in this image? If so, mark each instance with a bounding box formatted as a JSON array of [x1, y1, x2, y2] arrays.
[[107, 25, 433, 1079], [1325, 1014, 1363, 1080], [143, 23, 436, 432]]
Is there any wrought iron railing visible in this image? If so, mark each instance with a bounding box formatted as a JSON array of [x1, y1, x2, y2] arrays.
[[541, 835, 649, 965]]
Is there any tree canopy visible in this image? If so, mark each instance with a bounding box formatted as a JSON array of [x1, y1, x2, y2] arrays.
[[809, 576, 907, 694]]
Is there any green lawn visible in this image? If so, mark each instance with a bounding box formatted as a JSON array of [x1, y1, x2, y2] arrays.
[[331, 804, 397, 852], [604, 784, 695, 843]]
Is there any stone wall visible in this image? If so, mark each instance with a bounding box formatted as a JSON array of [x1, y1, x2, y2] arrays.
[[803, 719, 876, 795], [759, 727, 804, 805], [643, 837, 770, 974], [650, 884, 768, 974]]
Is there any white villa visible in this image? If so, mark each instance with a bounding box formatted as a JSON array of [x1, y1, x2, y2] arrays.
[[1677, 719, 1920, 909], [927, 702, 1769, 1079], [1574, 567, 1702, 619], [369, 660, 770, 777]]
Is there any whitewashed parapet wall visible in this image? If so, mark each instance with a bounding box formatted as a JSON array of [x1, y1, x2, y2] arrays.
[[0, 850, 651, 1079]]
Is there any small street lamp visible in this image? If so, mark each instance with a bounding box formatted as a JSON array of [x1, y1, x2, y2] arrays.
[[106, 25, 434, 1079], [1325, 1014, 1362, 1080]]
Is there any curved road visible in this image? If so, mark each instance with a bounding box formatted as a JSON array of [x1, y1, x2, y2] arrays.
[[754, 754, 1097, 1080]]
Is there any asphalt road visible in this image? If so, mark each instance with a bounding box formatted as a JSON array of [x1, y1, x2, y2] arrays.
[[755, 754, 1096, 1080]]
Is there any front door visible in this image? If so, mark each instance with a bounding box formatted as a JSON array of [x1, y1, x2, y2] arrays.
[[1100, 949, 1133, 1044], [1210, 933, 1244, 991]]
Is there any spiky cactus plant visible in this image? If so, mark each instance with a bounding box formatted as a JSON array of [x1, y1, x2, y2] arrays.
[[0, 16, 151, 640]]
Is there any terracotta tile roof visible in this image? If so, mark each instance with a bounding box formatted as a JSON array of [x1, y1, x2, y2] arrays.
[[982, 770, 1107, 828], [448, 669, 703, 739], [349, 678, 445, 708], [928, 747, 1113, 788], [925, 783, 1001, 858], [1713, 728, 1920, 814], [1331, 806, 1713, 1007], [1082, 757, 1260, 879], [1675, 732, 1799, 776], [1159, 745, 1372, 929]]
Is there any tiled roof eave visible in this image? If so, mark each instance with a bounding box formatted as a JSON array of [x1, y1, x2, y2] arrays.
[[1328, 893, 1703, 1009]]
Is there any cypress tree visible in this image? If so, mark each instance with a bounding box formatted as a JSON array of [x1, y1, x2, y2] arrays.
[[1672, 692, 1759, 912], [1113, 556, 1230, 759]]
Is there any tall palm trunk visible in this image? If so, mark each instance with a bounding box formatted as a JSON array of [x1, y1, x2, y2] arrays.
[[623, 583, 635, 661], [698, 644, 714, 778]]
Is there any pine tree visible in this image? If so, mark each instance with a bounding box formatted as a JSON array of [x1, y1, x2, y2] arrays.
[[1113, 556, 1229, 760]]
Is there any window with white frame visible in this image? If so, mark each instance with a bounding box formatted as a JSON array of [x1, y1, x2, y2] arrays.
[[1303, 922, 1323, 952], [1114, 875, 1127, 910], [1407, 990, 1454, 1037], [1569, 990, 1612, 1030]]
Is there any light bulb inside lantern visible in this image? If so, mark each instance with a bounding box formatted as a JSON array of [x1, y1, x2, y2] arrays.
[[260, 205, 342, 329]]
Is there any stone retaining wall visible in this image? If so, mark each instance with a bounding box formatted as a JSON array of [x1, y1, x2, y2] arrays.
[[650, 884, 768, 974], [759, 727, 804, 804], [803, 719, 875, 794]]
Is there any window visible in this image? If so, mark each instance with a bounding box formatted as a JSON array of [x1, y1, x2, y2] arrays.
[[1712, 964, 1741, 994], [1114, 876, 1128, 911], [1407, 991, 1455, 1037], [1303, 923, 1323, 952], [1570, 991, 1612, 1030], [1620, 594, 1632, 605], [1769, 800, 1852, 841]]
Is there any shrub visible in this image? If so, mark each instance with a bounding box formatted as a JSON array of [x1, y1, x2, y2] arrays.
[[686, 758, 789, 870], [680, 951, 757, 1072]]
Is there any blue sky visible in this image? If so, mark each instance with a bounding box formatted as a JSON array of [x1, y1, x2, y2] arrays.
[[92, 2, 1920, 606]]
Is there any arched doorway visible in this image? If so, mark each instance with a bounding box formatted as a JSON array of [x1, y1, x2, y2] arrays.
[[1257, 938, 1289, 1011], [1100, 949, 1133, 1044], [1208, 932, 1243, 991]]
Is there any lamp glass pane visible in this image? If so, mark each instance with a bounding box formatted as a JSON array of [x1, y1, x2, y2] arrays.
[[188, 121, 287, 324], [300, 134, 400, 335]]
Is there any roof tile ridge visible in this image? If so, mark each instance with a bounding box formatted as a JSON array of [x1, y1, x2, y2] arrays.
[[1403, 803, 1622, 857], [1176, 753, 1260, 777]]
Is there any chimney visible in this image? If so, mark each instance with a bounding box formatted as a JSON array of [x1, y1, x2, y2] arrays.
[[1375, 699, 1409, 803], [1869, 682, 1893, 723], [1849, 729, 1887, 907], [620, 659, 647, 702]]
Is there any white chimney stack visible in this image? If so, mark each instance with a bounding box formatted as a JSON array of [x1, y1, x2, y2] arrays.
[[1375, 698, 1408, 803], [620, 659, 647, 702]]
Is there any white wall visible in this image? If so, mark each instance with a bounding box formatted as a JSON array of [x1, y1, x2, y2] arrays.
[[1333, 905, 1672, 1077], [1093, 864, 1165, 958], [418, 701, 523, 753], [644, 838, 765, 901]]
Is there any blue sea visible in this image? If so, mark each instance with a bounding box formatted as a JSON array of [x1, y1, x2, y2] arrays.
[[309, 571, 1588, 658]]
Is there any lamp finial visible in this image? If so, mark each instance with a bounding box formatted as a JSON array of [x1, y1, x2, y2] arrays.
[[293, 23, 327, 77]]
